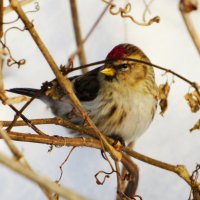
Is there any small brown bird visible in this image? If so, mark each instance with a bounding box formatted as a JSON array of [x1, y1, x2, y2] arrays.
[[8, 44, 158, 143]]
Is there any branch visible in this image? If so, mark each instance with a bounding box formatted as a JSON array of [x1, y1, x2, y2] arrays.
[[70, 0, 87, 73], [70, 58, 200, 96], [101, 0, 160, 26], [1, 117, 98, 138], [67, 0, 111, 69], [123, 147, 200, 190], [0, 0, 3, 38], [0, 125, 55, 199], [9, 0, 121, 161], [1, 128, 199, 194], [0, 151, 88, 200], [179, 0, 200, 55], [3, 0, 34, 15], [0, 93, 46, 135]]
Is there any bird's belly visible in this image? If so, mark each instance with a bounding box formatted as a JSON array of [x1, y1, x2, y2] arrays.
[[88, 94, 156, 142], [119, 103, 154, 141]]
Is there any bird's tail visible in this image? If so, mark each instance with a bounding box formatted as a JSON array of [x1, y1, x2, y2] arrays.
[[7, 88, 40, 97]]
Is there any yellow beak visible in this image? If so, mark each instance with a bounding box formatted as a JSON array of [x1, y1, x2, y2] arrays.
[[100, 67, 116, 76]]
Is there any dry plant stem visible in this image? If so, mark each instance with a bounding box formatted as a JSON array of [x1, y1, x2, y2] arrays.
[[70, 0, 87, 73], [0, 126, 54, 200], [9, 0, 121, 161], [2, 130, 199, 192], [8, 104, 46, 135], [4, 0, 34, 15], [0, 151, 88, 200], [7, 89, 46, 132], [142, 0, 154, 22], [72, 58, 200, 96], [0, 124, 24, 159], [0, 94, 46, 135], [180, 4, 200, 55], [67, 0, 112, 67], [121, 154, 139, 197], [120, 142, 139, 198], [123, 147, 195, 187], [1, 117, 98, 138], [102, 0, 159, 26], [0, 0, 3, 38], [5, 131, 102, 149], [57, 146, 76, 183], [1, 118, 200, 189], [1, 118, 199, 187], [6, 96, 37, 132], [0, 54, 4, 92], [115, 161, 123, 199]]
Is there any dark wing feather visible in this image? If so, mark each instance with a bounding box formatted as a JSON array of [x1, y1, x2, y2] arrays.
[[71, 67, 101, 101], [7, 88, 39, 97]]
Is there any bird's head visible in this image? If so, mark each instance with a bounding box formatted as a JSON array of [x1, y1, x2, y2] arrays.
[[100, 44, 155, 89]]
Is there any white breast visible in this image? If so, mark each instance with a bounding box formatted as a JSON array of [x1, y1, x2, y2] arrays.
[[82, 89, 157, 142], [119, 92, 156, 141]]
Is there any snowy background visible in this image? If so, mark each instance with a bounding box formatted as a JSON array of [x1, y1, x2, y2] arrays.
[[0, 0, 200, 199]]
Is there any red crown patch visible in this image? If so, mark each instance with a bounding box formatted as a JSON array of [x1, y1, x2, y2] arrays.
[[106, 45, 127, 60]]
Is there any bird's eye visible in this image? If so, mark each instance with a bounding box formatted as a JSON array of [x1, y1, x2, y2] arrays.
[[120, 64, 129, 71]]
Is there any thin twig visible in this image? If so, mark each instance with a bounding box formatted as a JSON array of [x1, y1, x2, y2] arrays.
[[66, 0, 111, 73], [123, 147, 194, 187], [115, 161, 122, 198], [0, 0, 3, 38], [0, 50, 4, 93], [0, 93, 46, 135], [70, 0, 87, 73], [1, 117, 97, 138], [3, 0, 34, 15], [69, 58, 200, 96], [142, 0, 154, 22], [101, 0, 160, 26], [179, 0, 200, 55], [6, 86, 47, 132], [57, 147, 76, 183]]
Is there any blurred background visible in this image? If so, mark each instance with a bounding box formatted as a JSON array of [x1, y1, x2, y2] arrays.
[[0, 0, 200, 199]]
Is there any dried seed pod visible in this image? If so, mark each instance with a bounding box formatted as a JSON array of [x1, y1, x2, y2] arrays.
[[185, 91, 200, 113], [158, 82, 170, 116], [190, 119, 200, 132]]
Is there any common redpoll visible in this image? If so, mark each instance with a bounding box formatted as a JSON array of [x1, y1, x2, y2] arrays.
[[8, 44, 158, 142]]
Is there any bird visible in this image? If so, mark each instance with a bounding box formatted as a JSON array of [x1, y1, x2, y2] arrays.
[[7, 43, 158, 143]]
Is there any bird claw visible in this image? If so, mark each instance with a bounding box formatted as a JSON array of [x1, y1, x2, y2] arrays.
[[110, 134, 125, 151]]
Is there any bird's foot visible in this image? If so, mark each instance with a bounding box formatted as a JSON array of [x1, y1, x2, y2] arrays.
[[110, 134, 125, 150], [100, 134, 125, 160]]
